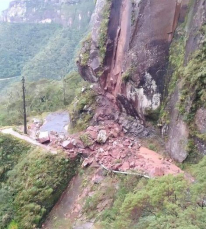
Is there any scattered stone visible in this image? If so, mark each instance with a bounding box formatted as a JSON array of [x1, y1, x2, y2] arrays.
[[89, 144, 96, 151], [120, 152, 127, 159], [111, 150, 121, 159], [130, 161, 135, 168], [82, 158, 94, 168], [90, 161, 100, 168], [112, 163, 122, 170], [62, 140, 74, 149], [103, 151, 109, 156], [123, 139, 130, 146], [38, 131, 50, 143], [97, 130, 107, 143], [121, 161, 130, 171], [151, 167, 165, 177], [78, 149, 90, 158], [98, 148, 104, 153], [75, 140, 85, 149]]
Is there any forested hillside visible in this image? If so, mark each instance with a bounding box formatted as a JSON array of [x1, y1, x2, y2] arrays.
[[0, 0, 94, 126], [0, 23, 60, 79], [0, 134, 79, 229], [0, 0, 94, 81]]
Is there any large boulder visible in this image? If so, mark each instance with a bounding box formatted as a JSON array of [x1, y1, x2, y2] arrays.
[[97, 130, 107, 144], [38, 131, 50, 144], [62, 140, 75, 149]]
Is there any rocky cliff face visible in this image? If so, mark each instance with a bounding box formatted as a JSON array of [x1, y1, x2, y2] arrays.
[[164, 0, 206, 162], [0, 0, 94, 27], [79, 0, 184, 118], [78, 0, 206, 162]]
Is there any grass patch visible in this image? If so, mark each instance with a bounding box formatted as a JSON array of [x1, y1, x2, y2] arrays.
[[69, 88, 96, 133], [0, 134, 79, 229]]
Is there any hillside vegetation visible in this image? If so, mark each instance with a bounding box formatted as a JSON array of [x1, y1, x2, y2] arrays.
[[0, 0, 94, 81], [78, 159, 206, 229], [0, 22, 88, 81], [0, 71, 83, 126], [0, 133, 79, 229], [0, 23, 60, 79]]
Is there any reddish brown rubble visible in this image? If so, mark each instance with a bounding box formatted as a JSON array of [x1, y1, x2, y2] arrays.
[[45, 121, 183, 178]]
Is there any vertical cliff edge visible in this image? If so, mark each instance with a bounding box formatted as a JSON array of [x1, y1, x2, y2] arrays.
[[77, 0, 206, 162]]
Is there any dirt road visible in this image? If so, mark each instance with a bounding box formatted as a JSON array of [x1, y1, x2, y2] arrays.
[[1, 128, 57, 154]]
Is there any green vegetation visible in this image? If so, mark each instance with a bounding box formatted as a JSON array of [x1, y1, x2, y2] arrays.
[[0, 133, 79, 229], [22, 27, 85, 81], [131, 0, 136, 26], [0, 22, 60, 79], [98, 0, 112, 63], [79, 0, 111, 71], [23, 0, 94, 29], [0, 134, 30, 182], [0, 71, 83, 126], [159, 16, 206, 160], [80, 33, 92, 66], [145, 107, 161, 124], [159, 29, 185, 125], [0, 0, 94, 82], [80, 133, 93, 147], [178, 41, 206, 121], [69, 88, 96, 133], [79, 156, 206, 229], [122, 64, 136, 83], [0, 0, 95, 126], [0, 22, 86, 84]]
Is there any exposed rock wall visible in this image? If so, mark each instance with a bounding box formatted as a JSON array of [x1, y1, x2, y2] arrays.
[[184, 0, 206, 63], [78, 0, 206, 162], [78, 0, 187, 120], [164, 0, 206, 162]]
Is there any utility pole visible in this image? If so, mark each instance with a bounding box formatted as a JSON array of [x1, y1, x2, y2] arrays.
[[22, 76, 27, 134]]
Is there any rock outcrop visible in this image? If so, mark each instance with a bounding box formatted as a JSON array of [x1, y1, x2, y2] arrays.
[[78, 0, 188, 120], [163, 0, 206, 162], [78, 0, 205, 162], [77, 0, 206, 163]]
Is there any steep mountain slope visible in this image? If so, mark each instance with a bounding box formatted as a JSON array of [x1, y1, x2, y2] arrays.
[[0, 22, 60, 79], [0, 133, 79, 229], [0, 0, 94, 82], [77, 0, 206, 163]]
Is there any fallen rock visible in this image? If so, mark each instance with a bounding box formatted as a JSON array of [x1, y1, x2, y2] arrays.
[[38, 131, 50, 143], [150, 167, 165, 177], [97, 130, 107, 143], [82, 158, 94, 168], [121, 161, 130, 171], [86, 127, 99, 141], [109, 126, 121, 138], [111, 150, 121, 159], [62, 140, 74, 149], [75, 139, 85, 149], [112, 163, 122, 170], [123, 139, 130, 146], [98, 148, 105, 153], [78, 149, 90, 158], [33, 118, 43, 125]]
